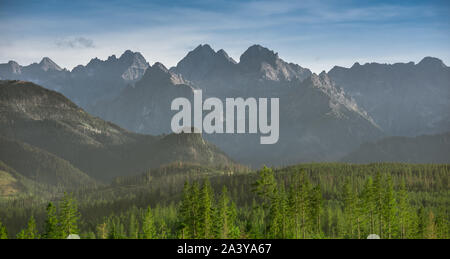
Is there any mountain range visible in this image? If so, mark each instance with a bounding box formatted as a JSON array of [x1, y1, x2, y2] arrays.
[[0, 50, 149, 111], [328, 57, 450, 137], [90, 45, 384, 166], [1, 44, 448, 167]]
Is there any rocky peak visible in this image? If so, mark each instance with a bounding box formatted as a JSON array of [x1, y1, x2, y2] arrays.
[[173, 44, 237, 82], [118, 50, 149, 81], [238, 44, 311, 81], [107, 55, 118, 62], [177, 44, 231, 66], [217, 49, 237, 64], [239, 44, 278, 69], [39, 57, 62, 71], [308, 72, 334, 90], [142, 62, 185, 85], [417, 57, 446, 69], [193, 44, 215, 55], [3, 61, 22, 74], [119, 50, 148, 67], [86, 57, 102, 68], [81, 51, 149, 81]]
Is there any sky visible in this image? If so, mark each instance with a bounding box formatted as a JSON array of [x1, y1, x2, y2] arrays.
[[0, 0, 449, 73]]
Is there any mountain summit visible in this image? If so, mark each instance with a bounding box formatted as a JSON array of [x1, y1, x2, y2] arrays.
[[172, 44, 237, 83], [39, 57, 62, 71], [238, 44, 312, 82]]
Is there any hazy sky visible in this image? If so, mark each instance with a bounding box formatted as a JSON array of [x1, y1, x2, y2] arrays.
[[0, 0, 449, 73]]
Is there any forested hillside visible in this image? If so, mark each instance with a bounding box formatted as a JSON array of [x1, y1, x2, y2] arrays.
[[0, 80, 239, 183], [0, 163, 447, 239], [342, 132, 450, 163], [0, 137, 97, 189]]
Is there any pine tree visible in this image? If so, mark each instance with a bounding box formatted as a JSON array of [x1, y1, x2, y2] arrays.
[[215, 186, 231, 238], [16, 229, 26, 239], [190, 181, 201, 238], [96, 222, 108, 239], [298, 171, 310, 238], [435, 206, 449, 239], [199, 179, 214, 239], [267, 188, 282, 238], [142, 207, 156, 239], [59, 192, 80, 237], [0, 220, 8, 239], [128, 213, 139, 239], [323, 206, 334, 238], [353, 185, 364, 239], [228, 201, 240, 239], [44, 202, 59, 239], [178, 181, 191, 239], [253, 166, 277, 208], [158, 221, 168, 239], [382, 175, 397, 239], [425, 211, 437, 239], [279, 185, 290, 239], [342, 180, 356, 238], [107, 219, 120, 239], [252, 166, 278, 238], [288, 184, 300, 238], [24, 215, 39, 239], [309, 185, 322, 237], [361, 177, 376, 235], [416, 207, 427, 238], [248, 199, 264, 238], [397, 179, 411, 239], [373, 173, 384, 237]]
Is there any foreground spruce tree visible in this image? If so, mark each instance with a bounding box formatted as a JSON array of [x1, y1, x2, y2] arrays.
[[17, 215, 39, 239], [58, 192, 80, 237], [0, 220, 8, 239], [199, 180, 214, 239], [382, 175, 397, 239], [142, 207, 156, 239], [44, 202, 59, 239]]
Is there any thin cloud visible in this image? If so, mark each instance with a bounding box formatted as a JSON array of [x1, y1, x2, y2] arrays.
[[55, 37, 95, 49], [0, 0, 448, 73]]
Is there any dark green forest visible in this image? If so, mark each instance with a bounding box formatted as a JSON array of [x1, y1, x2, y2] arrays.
[[0, 163, 448, 239]]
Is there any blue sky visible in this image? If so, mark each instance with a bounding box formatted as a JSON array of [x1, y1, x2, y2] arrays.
[[0, 0, 448, 72]]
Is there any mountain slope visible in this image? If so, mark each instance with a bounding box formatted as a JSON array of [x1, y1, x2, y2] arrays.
[[341, 132, 450, 163], [0, 80, 237, 181], [93, 62, 195, 134], [0, 137, 96, 188], [328, 58, 450, 136], [0, 160, 53, 199], [0, 161, 29, 197]]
